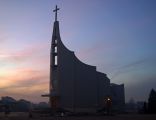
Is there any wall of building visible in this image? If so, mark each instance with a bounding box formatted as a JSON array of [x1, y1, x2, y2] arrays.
[[110, 83, 125, 112], [50, 21, 125, 113], [58, 38, 99, 112], [97, 72, 110, 107]]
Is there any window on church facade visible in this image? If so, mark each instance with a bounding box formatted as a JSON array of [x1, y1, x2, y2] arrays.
[[55, 39, 57, 44], [54, 56, 58, 65], [54, 46, 57, 53]]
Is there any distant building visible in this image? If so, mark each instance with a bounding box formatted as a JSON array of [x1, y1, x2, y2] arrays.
[[43, 6, 125, 113], [110, 83, 125, 112]]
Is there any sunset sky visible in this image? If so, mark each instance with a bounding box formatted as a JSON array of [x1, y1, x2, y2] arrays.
[[0, 0, 156, 103]]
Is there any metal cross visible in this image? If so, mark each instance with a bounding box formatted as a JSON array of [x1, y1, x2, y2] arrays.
[[53, 5, 60, 21]]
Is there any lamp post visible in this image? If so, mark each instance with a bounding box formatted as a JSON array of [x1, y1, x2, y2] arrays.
[[105, 97, 112, 115]]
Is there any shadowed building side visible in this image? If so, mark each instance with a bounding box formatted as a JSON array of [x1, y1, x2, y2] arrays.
[[110, 83, 125, 112], [42, 5, 125, 113], [51, 20, 111, 112], [97, 72, 111, 107]]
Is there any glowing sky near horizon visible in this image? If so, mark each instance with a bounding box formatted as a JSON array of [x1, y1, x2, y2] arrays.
[[0, 0, 156, 103]]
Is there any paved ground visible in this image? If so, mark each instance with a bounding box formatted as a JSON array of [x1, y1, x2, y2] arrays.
[[0, 113, 156, 120]]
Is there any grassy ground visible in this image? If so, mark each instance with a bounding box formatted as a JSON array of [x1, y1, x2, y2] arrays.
[[0, 112, 156, 120]]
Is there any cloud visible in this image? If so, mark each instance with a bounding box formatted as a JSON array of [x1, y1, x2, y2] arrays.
[[0, 42, 49, 69], [110, 56, 156, 80], [0, 68, 49, 102], [125, 75, 156, 101], [0, 36, 8, 43], [0, 40, 49, 102], [0, 28, 8, 41], [0, 68, 48, 89], [76, 40, 107, 60]]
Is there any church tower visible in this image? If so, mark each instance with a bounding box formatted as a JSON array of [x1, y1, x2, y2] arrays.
[[49, 5, 60, 109]]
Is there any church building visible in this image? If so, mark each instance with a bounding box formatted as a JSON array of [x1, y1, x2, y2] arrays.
[[43, 6, 125, 113]]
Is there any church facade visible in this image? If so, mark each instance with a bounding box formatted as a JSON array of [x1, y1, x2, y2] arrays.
[[47, 6, 125, 113]]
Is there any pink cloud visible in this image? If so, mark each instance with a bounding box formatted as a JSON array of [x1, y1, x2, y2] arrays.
[[0, 42, 48, 62], [0, 68, 49, 102], [76, 40, 108, 60]]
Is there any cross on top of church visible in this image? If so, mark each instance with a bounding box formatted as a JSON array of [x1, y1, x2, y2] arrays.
[[53, 5, 60, 21]]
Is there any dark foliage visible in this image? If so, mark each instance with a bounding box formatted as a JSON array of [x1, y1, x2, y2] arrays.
[[148, 89, 156, 113]]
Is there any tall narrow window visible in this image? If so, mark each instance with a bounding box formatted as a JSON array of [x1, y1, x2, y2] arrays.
[[54, 56, 58, 65], [54, 46, 57, 53], [54, 39, 57, 44]]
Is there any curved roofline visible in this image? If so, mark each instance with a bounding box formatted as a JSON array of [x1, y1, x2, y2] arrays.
[[59, 39, 96, 69], [73, 52, 96, 69]]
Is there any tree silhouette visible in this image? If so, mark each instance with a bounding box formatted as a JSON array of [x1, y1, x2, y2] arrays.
[[148, 89, 156, 113]]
